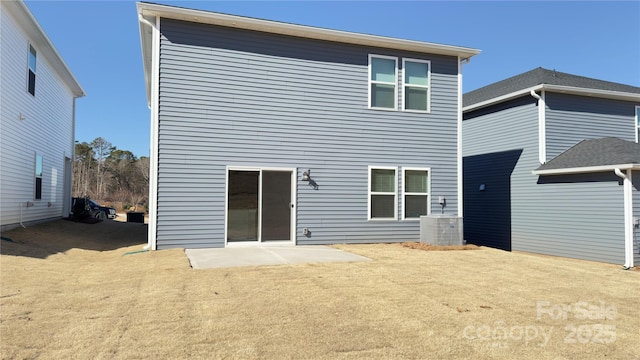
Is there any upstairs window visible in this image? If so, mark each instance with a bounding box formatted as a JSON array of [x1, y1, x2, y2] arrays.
[[402, 168, 430, 219], [636, 106, 640, 143], [369, 55, 397, 110], [35, 154, 43, 200], [403, 59, 430, 112], [368, 167, 397, 220], [28, 45, 36, 96]]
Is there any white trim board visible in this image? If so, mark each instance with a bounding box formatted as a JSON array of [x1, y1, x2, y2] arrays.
[[464, 84, 640, 113], [532, 163, 640, 176]]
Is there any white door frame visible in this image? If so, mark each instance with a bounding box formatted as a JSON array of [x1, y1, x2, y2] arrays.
[[225, 166, 297, 247]]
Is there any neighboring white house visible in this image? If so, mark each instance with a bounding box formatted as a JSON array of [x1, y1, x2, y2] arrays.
[[0, 0, 85, 231]]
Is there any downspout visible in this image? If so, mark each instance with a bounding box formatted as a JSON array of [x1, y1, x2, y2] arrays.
[[614, 168, 634, 269], [530, 90, 546, 164], [138, 14, 155, 31], [457, 56, 465, 217], [139, 14, 160, 251]]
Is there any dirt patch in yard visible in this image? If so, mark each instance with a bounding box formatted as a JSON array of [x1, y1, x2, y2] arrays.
[[1, 220, 638, 359], [401, 241, 480, 251], [0, 219, 146, 258]]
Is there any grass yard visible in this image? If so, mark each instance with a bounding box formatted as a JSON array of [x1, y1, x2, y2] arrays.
[[1, 220, 638, 359]]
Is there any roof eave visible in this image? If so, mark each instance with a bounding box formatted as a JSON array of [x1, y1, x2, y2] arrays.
[[532, 163, 640, 176], [136, 2, 481, 59], [464, 84, 640, 113], [137, 9, 154, 107], [4, 1, 85, 98], [463, 85, 543, 112], [543, 85, 640, 102]]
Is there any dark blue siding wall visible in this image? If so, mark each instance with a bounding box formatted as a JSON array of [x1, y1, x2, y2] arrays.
[[463, 149, 522, 251], [156, 19, 461, 249]]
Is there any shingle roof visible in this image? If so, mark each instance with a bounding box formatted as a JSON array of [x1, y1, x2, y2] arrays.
[[464, 67, 640, 107], [536, 137, 640, 172]]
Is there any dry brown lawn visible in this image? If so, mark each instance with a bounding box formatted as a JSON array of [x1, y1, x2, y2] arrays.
[[1, 220, 638, 359]]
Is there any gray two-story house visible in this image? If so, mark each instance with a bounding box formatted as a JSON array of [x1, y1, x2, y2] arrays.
[[462, 67, 640, 267], [137, 3, 480, 250]]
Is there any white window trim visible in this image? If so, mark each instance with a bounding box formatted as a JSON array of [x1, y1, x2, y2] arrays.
[[27, 43, 36, 96], [402, 58, 431, 113], [368, 165, 398, 220], [368, 54, 398, 111], [402, 167, 431, 220], [635, 106, 640, 143]]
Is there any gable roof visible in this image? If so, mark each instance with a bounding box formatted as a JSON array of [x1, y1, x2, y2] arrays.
[[464, 67, 640, 111], [533, 137, 640, 175], [2, 1, 84, 98], [137, 2, 480, 105]]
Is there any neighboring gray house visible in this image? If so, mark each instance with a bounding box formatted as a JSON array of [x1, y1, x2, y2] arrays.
[[0, 0, 84, 231], [137, 2, 480, 250], [463, 67, 640, 267]]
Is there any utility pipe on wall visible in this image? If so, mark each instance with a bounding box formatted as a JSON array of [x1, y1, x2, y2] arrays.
[[614, 168, 634, 269]]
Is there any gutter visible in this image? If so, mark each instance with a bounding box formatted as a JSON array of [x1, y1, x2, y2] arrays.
[[532, 163, 640, 176], [137, 2, 480, 60], [464, 84, 640, 113], [614, 168, 634, 269]]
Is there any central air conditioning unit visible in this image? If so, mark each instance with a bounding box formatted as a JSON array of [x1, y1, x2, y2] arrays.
[[420, 215, 464, 246]]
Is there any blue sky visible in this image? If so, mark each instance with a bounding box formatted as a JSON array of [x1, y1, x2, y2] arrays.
[[25, 1, 640, 158]]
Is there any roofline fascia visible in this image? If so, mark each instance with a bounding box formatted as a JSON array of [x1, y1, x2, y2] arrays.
[[463, 85, 544, 112], [464, 84, 640, 113], [542, 84, 640, 102], [138, 11, 155, 107], [4, 1, 85, 98], [532, 163, 640, 176], [136, 2, 481, 59]]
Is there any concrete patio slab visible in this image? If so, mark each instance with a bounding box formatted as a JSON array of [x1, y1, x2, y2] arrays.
[[185, 246, 371, 269]]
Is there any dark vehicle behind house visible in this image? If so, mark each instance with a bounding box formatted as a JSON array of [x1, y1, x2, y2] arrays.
[[71, 197, 117, 219]]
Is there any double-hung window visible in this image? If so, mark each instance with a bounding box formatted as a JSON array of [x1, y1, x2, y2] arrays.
[[368, 166, 397, 220], [35, 154, 43, 200], [402, 168, 430, 219], [402, 59, 430, 112], [369, 55, 397, 110], [28, 44, 37, 96], [636, 106, 640, 143]]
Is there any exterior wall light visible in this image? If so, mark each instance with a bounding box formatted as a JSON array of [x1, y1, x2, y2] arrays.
[[302, 169, 310, 181]]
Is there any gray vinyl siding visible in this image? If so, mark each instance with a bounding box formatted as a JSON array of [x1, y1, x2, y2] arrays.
[[525, 174, 624, 264], [155, 19, 461, 249], [463, 95, 626, 264], [545, 93, 637, 160]]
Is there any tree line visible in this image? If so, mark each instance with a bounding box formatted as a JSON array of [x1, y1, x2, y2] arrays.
[[73, 137, 149, 211]]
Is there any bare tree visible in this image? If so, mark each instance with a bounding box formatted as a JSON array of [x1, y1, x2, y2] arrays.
[[90, 137, 114, 199], [73, 137, 149, 212], [73, 142, 95, 197]]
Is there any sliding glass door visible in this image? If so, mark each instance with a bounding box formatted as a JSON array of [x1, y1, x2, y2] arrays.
[[227, 168, 294, 244]]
